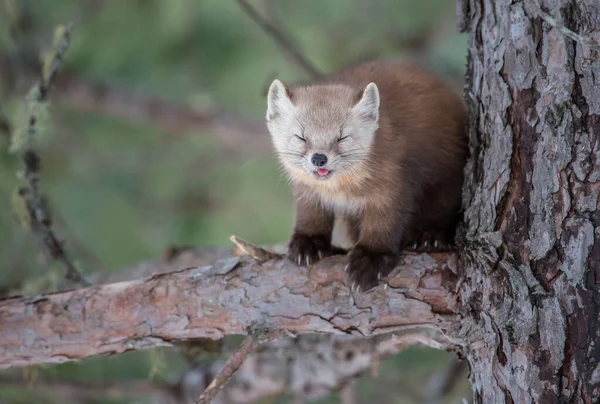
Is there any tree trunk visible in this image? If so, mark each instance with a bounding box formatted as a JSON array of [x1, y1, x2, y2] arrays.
[[459, 0, 600, 402]]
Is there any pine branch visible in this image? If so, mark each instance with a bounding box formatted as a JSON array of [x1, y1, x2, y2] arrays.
[[0, 238, 461, 369], [235, 0, 321, 78]]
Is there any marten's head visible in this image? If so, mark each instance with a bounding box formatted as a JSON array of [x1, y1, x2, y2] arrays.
[[265, 80, 379, 187]]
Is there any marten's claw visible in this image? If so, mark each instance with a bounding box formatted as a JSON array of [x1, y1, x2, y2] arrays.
[[346, 246, 397, 292], [288, 233, 332, 267]]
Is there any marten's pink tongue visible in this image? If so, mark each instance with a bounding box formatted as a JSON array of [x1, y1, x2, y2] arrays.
[[317, 168, 329, 176]]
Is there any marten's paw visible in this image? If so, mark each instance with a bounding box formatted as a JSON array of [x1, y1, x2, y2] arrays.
[[346, 247, 398, 292], [288, 233, 346, 266]]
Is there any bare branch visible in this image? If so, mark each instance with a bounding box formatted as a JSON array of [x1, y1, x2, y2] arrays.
[[52, 73, 271, 155], [0, 249, 461, 369], [339, 380, 357, 404], [197, 332, 266, 404], [197, 336, 258, 403], [10, 24, 88, 286], [0, 58, 272, 156], [235, 0, 321, 78]]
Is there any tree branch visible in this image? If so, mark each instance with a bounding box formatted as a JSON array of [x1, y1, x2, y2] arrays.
[[52, 72, 271, 155], [0, 245, 461, 369], [235, 0, 321, 78], [0, 57, 271, 156], [339, 380, 357, 404], [197, 332, 267, 404], [10, 24, 88, 286]]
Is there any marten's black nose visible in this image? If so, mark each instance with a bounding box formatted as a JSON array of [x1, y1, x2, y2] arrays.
[[311, 153, 328, 167]]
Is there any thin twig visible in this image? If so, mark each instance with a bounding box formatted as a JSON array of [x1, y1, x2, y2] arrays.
[[235, 0, 321, 78], [196, 332, 266, 404], [230, 235, 281, 261], [339, 380, 357, 404], [524, 0, 600, 52], [11, 24, 88, 286]]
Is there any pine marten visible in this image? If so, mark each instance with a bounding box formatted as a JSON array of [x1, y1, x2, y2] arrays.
[[265, 60, 467, 292]]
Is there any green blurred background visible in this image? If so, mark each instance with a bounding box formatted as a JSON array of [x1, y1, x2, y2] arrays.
[[0, 1, 470, 402]]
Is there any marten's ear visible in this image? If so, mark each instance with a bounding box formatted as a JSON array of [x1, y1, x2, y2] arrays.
[[266, 79, 294, 121], [353, 82, 380, 122]]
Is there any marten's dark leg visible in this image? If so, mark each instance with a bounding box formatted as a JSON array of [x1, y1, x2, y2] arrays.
[[346, 203, 411, 292], [288, 193, 336, 266]]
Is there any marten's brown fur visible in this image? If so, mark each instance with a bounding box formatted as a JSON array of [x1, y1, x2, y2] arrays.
[[265, 60, 467, 291]]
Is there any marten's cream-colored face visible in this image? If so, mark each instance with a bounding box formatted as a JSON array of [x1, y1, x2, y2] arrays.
[[266, 80, 379, 186]]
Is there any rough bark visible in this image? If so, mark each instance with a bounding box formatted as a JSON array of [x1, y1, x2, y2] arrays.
[[0, 251, 460, 369], [458, 0, 600, 402]]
